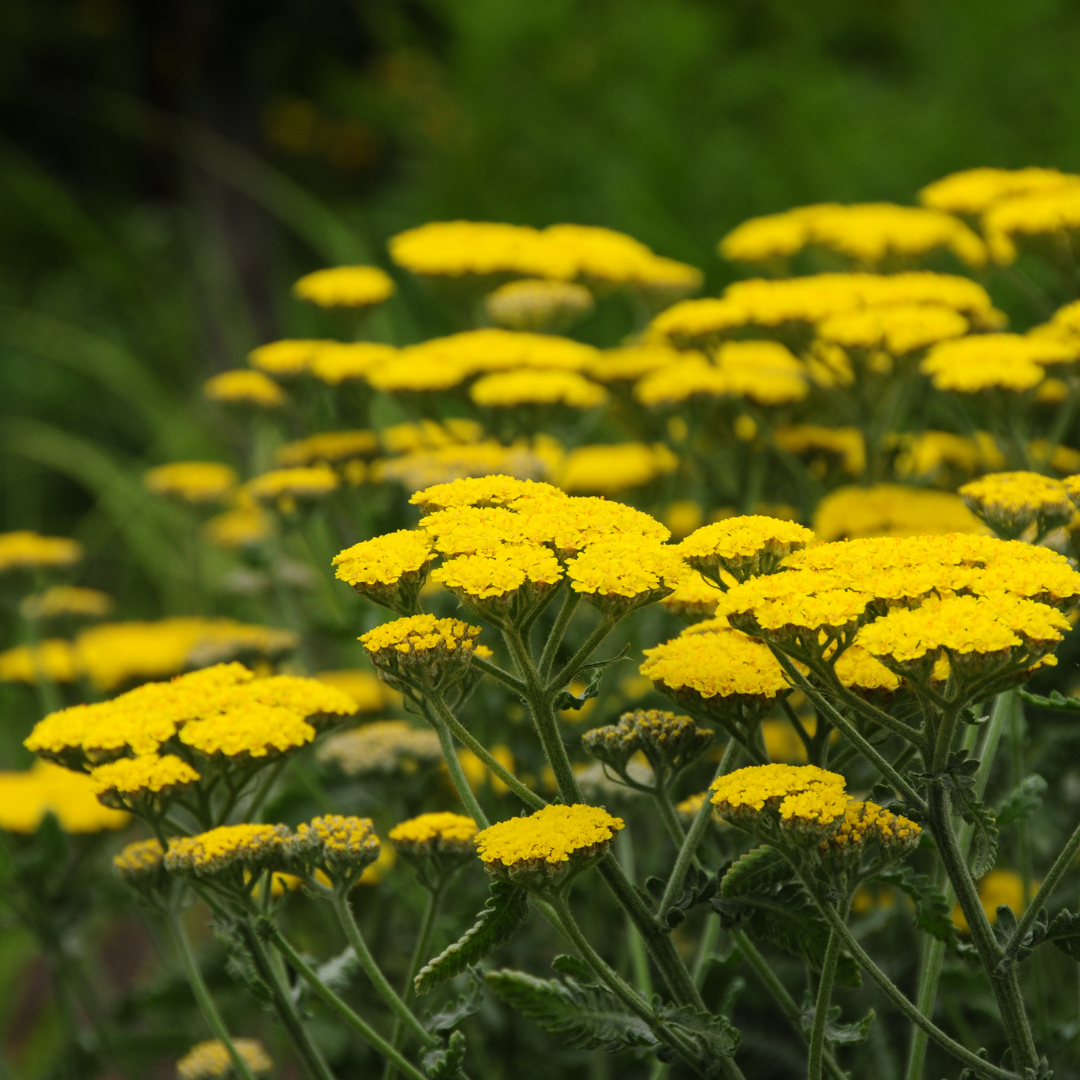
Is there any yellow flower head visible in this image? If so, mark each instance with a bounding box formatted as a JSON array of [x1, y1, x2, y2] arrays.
[[921, 334, 1076, 394], [820, 800, 921, 859], [276, 430, 379, 467], [91, 753, 200, 809], [662, 570, 726, 622], [633, 354, 729, 407], [313, 669, 385, 713], [308, 341, 399, 384], [0, 761, 129, 833], [360, 615, 482, 688], [587, 344, 687, 383], [470, 369, 608, 410], [113, 837, 168, 888], [719, 202, 987, 269], [375, 442, 551, 493], [204, 507, 272, 549], [432, 544, 563, 618], [290, 815, 381, 883], [959, 471, 1074, 539], [20, 586, 113, 622], [775, 426, 865, 477], [833, 645, 901, 697], [0, 639, 82, 685], [641, 621, 789, 721], [920, 167, 1080, 216], [485, 278, 594, 331], [389, 812, 479, 862], [245, 465, 339, 507], [983, 186, 1080, 263], [715, 341, 809, 405], [0, 530, 82, 573], [164, 823, 290, 877], [679, 515, 816, 585], [203, 369, 285, 408], [710, 763, 848, 831], [476, 804, 624, 888], [144, 461, 237, 504], [317, 721, 442, 777], [812, 484, 983, 542], [582, 709, 713, 780], [178, 703, 316, 759], [565, 536, 687, 614], [177, 1038, 273, 1080], [817, 303, 968, 355], [411, 475, 562, 514], [555, 442, 677, 495], [333, 530, 437, 613], [292, 265, 395, 308], [248, 338, 335, 377]]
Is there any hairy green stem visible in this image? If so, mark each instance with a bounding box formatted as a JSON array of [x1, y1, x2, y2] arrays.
[[470, 655, 527, 696], [808, 929, 841, 1080], [168, 914, 259, 1080], [654, 784, 691, 851], [547, 615, 617, 694], [732, 932, 846, 1080], [328, 890, 439, 1050], [429, 714, 490, 828], [267, 922, 430, 1080], [798, 874, 1020, 1080], [538, 588, 581, 680], [616, 823, 654, 1000], [429, 692, 545, 811], [658, 741, 737, 921]]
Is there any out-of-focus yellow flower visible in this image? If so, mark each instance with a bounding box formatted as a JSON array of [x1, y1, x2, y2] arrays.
[[204, 370, 286, 408], [812, 484, 985, 541], [920, 167, 1080, 216], [20, 586, 113, 622], [292, 265, 395, 308], [0, 531, 82, 573], [555, 442, 677, 495], [485, 278, 594, 332], [144, 461, 237, 504], [0, 761, 129, 833], [953, 868, 1033, 933]]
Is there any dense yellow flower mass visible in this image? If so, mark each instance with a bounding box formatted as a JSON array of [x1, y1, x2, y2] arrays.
[[679, 515, 815, 583], [0, 639, 81, 684], [719, 202, 987, 269], [983, 186, 1080, 263], [586, 344, 687, 382], [308, 341, 399, 384], [820, 801, 921, 855], [715, 341, 810, 404], [203, 369, 285, 408], [292, 265, 395, 308], [374, 441, 550, 493], [485, 278, 594, 331], [565, 536, 687, 604], [276, 430, 379, 467], [144, 461, 238, 503], [248, 338, 335, 377], [470, 369, 608, 409], [360, 614, 481, 662], [113, 837, 166, 882], [389, 812, 479, 858], [408, 328, 599, 375], [775, 425, 866, 477], [710, 763, 849, 826], [0, 530, 83, 573], [165, 823, 290, 876], [176, 1038, 273, 1079], [812, 485, 983, 541], [245, 465, 339, 503], [892, 430, 1004, 482], [20, 586, 114, 621], [476, 804, 624, 873], [920, 167, 1080, 216], [291, 815, 381, 878], [959, 471, 1074, 537], [816, 303, 969, 355], [0, 761, 129, 833], [921, 333, 1076, 394], [662, 570, 726, 621], [179, 703, 317, 758], [432, 544, 563, 600], [555, 442, 677, 495], [90, 753, 200, 807], [317, 721, 442, 776], [411, 474, 560, 513]]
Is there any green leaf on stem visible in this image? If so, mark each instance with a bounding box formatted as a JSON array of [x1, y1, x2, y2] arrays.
[[719, 845, 789, 899], [212, 919, 276, 1009], [485, 968, 658, 1053], [871, 865, 960, 949], [314, 945, 359, 993], [646, 864, 718, 928], [1018, 689, 1080, 711], [800, 998, 876, 1047], [994, 775, 1048, 828], [1045, 909, 1080, 961], [935, 751, 999, 880], [415, 882, 529, 995], [422, 1029, 468, 1079], [424, 971, 485, 1033]]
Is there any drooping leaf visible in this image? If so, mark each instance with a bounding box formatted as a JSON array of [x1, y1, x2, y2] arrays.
[[423, 1030, 468, 1079], [424, 971, 485, 1034], [801, 999, 876, 1047], [872, 865, 961, 949], [315, 946, 359, 994], [551, 954, 598, 983], [213, 919, 276, 1010], [711, 882, 860, 988], [646, 864, 719, 929], [994, 775, 1047, 828], [720, 846, 790, 899], [415, 883, 530, 995], [655, 1003, 740, 1067], [485, 969, 658, 1053]]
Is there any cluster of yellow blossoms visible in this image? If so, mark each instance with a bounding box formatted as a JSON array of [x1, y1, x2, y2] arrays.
[[292, 265, 394, 308], [0, 530, 82, 572], [176, 1038, 273, 1080], [0, 760, 129, 833]]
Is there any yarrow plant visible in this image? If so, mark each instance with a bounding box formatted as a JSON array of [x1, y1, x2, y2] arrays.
[[11, 165, 1080, 1080]]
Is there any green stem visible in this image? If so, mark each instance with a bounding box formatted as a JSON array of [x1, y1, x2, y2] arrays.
[[470, 655, 527, 696], [732, 932, 846, 1080], [773, 651, 926, 811], [546, 615, 617, 694], [168, 913, 259, 1080], [654, 784, 691, 851], [429, 713, 490, 828], [328, 890, 439, 1050], [266, 922, 430, 1080], [925, 782, 1039, 1074], [616, 823, 654, 1000], [798, 875, 1020, 1080], [548, 893, 734, 1080], [383, 884, 446, 1080], [538, 588, 581, 680], [658, 741, 737, 922], [808, 929, 841, 1080], [428, 692, 545, 811]]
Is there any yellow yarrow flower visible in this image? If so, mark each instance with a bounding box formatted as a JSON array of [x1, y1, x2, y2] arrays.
[[245, 465, 339, 508], [374, 442, 551, 493], [983, 186, 1080, 263], [565, 536, 687, 613], [920, 166, 1080, 216], [289, 814, 381, 883], [308, 341, 399, 384], [432, 543, 563, 601], [204, 507, 272, 549], [91, 753, 200, 809], [476, 804, 624, 889], [113, 837, 167, 888], [0, 760, 129, 833], [0, 530, 82, 573], [164, 823, 290, 877], [20, 586, 113, 622], [774, 425, 866, 478], [317, 721, 442, 776], [203, 369, 285, 408], [360, 616, 481, 693], [292, 265, 395, 308], [921, 333, 1076, 394], [715, 340, 809, 405], [555, 442, 677, 495], [959, 471, 1074, 539], [587, 344, 688, 383], [710, 763, 848, 830], [817, 303, 968, 355], [411, 474, 562, 514], [662, 570, 726, 622], [485, 279, 595, 331], [248, 338, 336, 377], [812, 484, 983, 542], [0, 639, 82, 684], [389, 812, 479, 867], [470, 368, 608, 409], [820, 800, 921, 858], [178, 703, 316, 759], [276, 430, 379, 467], [177, 1038, 273, 1080], [144, 461, 237, 504], [333, 530, 437, 612], [679, 515, 816, 585]]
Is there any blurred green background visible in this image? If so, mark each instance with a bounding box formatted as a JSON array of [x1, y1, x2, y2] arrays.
[[3, 0, 1080, 594]]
